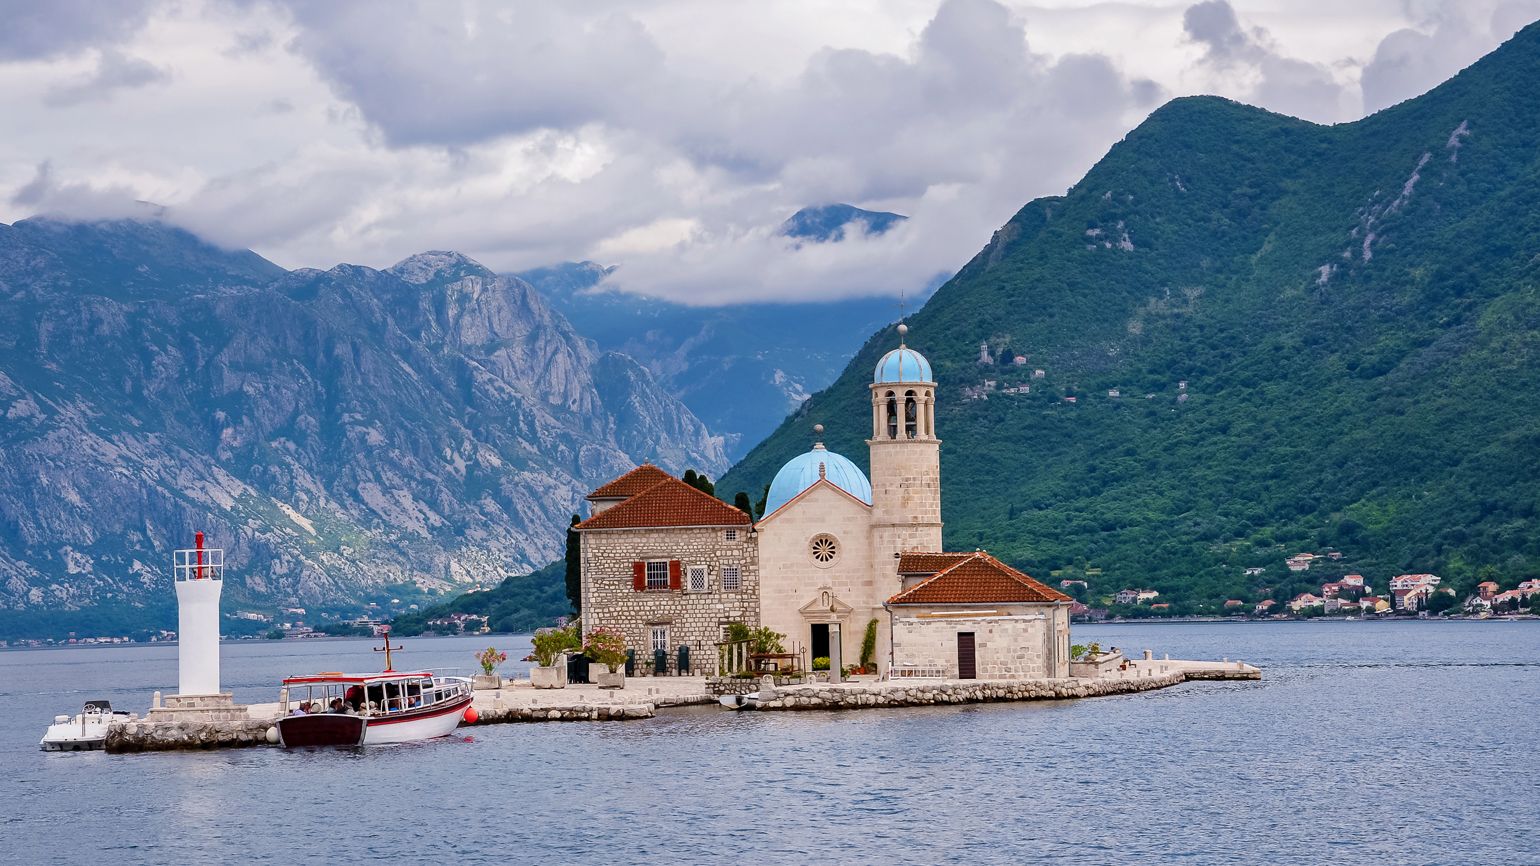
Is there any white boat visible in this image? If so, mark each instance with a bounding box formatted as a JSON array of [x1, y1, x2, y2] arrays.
[[276, 670, 473, 747], [274, 630, 473, 748], [717, 692, 764, 710], [40, 700, 135, 751]]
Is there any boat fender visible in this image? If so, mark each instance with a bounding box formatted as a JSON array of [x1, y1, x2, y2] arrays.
[[462, 707, 479, 725], [265, 727, 279, 745]]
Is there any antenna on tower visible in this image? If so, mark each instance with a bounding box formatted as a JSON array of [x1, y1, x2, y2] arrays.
[[896, 288, 909, 347], [374, 626, 403, 672]]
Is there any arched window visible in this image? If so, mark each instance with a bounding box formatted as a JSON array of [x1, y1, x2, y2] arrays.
[[885, 392, 898, 439], [904, 390, 918, 439]]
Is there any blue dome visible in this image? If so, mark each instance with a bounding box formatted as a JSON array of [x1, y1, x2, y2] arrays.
[[763, 446, 873, 517], [874, 347, 933, 384]]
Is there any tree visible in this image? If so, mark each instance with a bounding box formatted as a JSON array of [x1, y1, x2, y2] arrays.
[[682, 469, 715, 496], [565, 515, 582, 615], [733, 491, 754, 517], [1426, 590, 1458, 615]]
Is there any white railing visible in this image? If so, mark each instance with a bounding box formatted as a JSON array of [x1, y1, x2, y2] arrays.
[[886, 664, 946, 680]]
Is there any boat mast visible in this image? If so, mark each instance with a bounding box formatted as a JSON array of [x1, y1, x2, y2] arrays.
[[373, 626, 402, 672]]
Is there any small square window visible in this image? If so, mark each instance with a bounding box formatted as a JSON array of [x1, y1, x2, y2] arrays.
[[721, 566, 742, 592], [645, 561, 670, 590], [687, 565, 708, 593], [725, 529, 738, 541]]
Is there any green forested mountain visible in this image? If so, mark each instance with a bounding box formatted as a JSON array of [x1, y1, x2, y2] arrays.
[[721, 23, 1540, 611]]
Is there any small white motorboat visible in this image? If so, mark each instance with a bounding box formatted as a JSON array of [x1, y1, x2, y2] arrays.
[[40, 700, 135, 751], [717, 692, 765, 710]]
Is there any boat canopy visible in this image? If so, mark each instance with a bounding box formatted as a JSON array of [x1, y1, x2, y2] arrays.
[[281, 671, 437, 686]]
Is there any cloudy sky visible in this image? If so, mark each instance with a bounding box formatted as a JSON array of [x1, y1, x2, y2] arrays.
[[2, 0, 1536, 304]]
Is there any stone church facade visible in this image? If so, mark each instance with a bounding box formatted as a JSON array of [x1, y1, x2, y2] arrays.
[[576, 324, 1071, 680]]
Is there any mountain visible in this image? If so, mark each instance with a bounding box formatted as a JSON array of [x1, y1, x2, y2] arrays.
[[0, 219, 726, 638], [780, 203, 908, 243], [516, 269, 908, 461], [722, 24, 1540, 611]]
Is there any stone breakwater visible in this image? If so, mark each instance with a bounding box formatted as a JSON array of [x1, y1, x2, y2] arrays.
[[106, 718, 274, 753], [469, 702, 656, 723], [754, 668, 1258, 712]]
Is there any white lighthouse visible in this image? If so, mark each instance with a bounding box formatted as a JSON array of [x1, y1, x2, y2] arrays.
[[172, 532, 224, 696]]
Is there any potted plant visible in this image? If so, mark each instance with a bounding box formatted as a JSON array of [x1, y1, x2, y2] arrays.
[[859, 618, 879, 675], [530, 623, 579, 689], [584, 626, 628, 689], [473, 647, 508, 690]]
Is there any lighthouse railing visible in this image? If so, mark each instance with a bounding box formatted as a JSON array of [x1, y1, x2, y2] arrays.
[[173, 547, 224, 581]]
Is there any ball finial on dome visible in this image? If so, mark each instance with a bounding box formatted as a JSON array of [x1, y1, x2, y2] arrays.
[[897, 322, 909, 340], [814, 423, 825, 435]]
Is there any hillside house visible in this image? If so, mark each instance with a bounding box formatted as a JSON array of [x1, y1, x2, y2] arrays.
[[1059, 579, 1088, 590], [1244, 567, 1265, 576], [1390, 574, 1441, 591], [1254, 599, 1278, 615], [1288, 592, 1324, 612], [1286, 553, 1318, 572], [1115, 588, 1159, 605], [1361, 596, 1390, 614], [1476, 581, 1500, 600]]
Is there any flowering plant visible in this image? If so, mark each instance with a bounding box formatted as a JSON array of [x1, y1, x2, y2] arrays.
[[584, 627, 628, 673], [476, 647, 508, 675]]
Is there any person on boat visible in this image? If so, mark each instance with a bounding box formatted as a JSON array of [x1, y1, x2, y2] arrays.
[[345, 685, 364, 711], [292, 701, 311, 716], [329, 698, 348, 714]]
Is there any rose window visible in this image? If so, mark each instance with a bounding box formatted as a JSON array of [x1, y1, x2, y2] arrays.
[[810, 534, 839, 564]]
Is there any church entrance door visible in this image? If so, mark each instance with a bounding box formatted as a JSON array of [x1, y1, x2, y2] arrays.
[[957, 632, 977, 679], [810, 623, 830, 661]]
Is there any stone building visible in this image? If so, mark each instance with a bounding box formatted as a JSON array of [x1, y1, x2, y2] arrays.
[[577, 324, 1070, 679], [575, 465, 757, 672]]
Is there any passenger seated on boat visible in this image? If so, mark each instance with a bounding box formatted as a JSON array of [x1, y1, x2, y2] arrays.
[[408, 696, 422, 708], [329, 698, 348, 714], [345, 686, 364, 711], [293, 701, 311, 715]]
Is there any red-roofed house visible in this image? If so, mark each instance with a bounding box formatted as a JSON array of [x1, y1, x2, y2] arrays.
[[576, 470, 757, 671], [886, 551, 1071, 679]]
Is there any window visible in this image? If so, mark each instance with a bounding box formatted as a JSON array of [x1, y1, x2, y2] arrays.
[[645, 561, 670, 590], [885, 392, 898, 439], [650, 626, 669, 653], [725, 529, 738, 541], [905, 390, 918, 439], [687, 565, 708, 593], [810, 534, 839, 565], [722, 565, 742, 592]]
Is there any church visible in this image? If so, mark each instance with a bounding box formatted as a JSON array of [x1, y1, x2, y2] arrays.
[[575, 324, 1072, 680]]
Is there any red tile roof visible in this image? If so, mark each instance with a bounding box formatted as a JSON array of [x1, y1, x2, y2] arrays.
[[896, 552, 974, 575], [888, 551, 1070, 605], [586, 463, 673, 500], [576, 475, 751, 531]]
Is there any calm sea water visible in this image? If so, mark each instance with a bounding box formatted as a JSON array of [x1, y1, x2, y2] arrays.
[[4, 621, 1536, 865]]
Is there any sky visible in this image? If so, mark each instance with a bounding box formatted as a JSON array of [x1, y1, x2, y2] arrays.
[[2, 0, 1537, 305]]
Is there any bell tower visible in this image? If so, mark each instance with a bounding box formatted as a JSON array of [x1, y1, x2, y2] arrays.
[[868, 323, 942, 584]]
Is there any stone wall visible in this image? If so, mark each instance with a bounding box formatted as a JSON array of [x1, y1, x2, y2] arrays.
[[580, 525, 759, 673], [755, 671, 1192, 711], [891, 605, 1070, 679], [107, 718, 274, 752]]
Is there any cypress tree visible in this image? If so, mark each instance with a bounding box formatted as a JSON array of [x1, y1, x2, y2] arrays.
[[733, 491, 753, 517], [565, 514, 581, 614]]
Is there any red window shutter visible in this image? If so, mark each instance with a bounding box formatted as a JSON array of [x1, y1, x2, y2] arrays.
[[632, 561, 646, 591], [668, 560, 683, 590]]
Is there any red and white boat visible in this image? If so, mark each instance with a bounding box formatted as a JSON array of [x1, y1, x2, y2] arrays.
[[275, 632, 474, 747]]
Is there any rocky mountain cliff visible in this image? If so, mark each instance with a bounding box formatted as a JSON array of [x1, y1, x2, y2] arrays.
[[723, 23, 1540, 610], [0, 219, 726, 637]]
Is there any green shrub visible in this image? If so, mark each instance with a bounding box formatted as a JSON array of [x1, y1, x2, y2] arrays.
[[531, 623, 580, 667], [812, 656, 831, 671]]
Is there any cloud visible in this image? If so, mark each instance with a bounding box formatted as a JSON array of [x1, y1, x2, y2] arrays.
[[0, 0, 157, 61], [3, 0, 1534, 307], [1181, 0, 1350, 123], [1361, 0, 1540, 112], [9, 161, 150, 220], [280, 1, 667, 147], [43, 48, 170, 107]]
